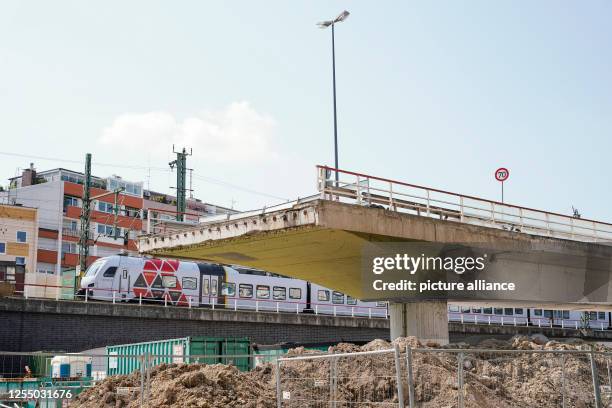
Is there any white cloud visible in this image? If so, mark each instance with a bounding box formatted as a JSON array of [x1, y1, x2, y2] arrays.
[[99, 101, 277, 162]]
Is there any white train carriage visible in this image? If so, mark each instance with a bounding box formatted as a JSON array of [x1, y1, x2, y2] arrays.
[[449, 304, 611, 329], [79, 255, 385, 317], [220, 268, 308, 313], [448, 305, 529, 325], [309, 282, 387, 318]]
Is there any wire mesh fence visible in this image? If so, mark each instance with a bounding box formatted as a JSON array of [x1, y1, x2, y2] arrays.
[[276, 346, 405, 407], [2, 347, 612, 407]]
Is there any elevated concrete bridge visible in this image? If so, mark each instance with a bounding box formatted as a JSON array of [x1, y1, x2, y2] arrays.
[[138, 167, 612, 344]]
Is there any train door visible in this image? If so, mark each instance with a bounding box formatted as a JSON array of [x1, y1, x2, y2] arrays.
[[118, 261, 130, 300], [197, 263, 225, 306]]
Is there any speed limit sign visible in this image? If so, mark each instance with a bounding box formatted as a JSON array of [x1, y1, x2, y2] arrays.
[[494, 167, 509, 202], [495, 168, 509, 182]]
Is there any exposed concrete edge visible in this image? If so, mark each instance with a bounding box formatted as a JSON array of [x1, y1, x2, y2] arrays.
[[0, 297, 389, 329]]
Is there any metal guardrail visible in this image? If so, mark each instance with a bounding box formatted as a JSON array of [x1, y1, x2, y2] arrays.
[[15, 282, 389, 319], [317, 165, 612, 245]]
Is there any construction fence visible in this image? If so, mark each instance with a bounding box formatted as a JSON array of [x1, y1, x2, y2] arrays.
[[1, 347, 612, 407]]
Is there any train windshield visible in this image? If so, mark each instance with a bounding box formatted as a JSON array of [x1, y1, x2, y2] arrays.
[[84, 260, 104, 277]]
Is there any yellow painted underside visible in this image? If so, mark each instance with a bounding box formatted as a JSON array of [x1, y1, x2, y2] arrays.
[[148, 226, 405, 299]]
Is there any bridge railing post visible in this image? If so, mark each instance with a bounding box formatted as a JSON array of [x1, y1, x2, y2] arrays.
[[112, 291, 116, 304], [85, 289, 88, 302]]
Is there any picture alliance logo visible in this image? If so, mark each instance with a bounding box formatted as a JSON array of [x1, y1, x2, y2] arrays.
[[372, 253, 488, 275]]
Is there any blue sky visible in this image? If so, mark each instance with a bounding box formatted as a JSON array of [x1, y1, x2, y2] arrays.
[[0, 1, 610, 220]]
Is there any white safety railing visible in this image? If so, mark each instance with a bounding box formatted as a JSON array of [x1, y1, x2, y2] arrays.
[[317, 165, 612, 244]]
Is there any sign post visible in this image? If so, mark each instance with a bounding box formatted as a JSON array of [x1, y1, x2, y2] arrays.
[[494, 167, 509, 203]]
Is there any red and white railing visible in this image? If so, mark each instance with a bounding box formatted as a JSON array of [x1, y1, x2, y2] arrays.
[[317, 165, 612, 244]]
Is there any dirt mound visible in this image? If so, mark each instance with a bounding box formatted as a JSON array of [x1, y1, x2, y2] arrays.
[[70, 336, 608, 408], [70, 363, 275, 408]]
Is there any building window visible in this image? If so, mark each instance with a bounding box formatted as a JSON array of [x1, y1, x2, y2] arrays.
[[15, 257, 26, 266], [63, 195, 79, 209], [0, 242, 5, 254], [16, 231, 27, 243], [61, 242, 77, 254], [289, 288, 302, 299], [98, 202, 116, 214]]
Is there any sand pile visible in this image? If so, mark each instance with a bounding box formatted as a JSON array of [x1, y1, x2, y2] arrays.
[[70, 335, 609, 408]]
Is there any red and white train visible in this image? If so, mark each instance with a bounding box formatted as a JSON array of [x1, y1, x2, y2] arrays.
[[78, 255, 388, 317]]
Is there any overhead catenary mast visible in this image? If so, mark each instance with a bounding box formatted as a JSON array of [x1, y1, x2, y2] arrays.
[[169, 145, 193, 221], [76, 153, 124, 291]]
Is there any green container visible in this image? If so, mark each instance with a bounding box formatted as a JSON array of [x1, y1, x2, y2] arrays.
[[106, 337, 251, 376]]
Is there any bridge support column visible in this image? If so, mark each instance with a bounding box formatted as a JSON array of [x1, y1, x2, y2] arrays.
[[389, 301, 449, 345]]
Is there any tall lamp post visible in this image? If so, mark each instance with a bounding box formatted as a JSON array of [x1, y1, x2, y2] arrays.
[[318, 10, 350, 184]]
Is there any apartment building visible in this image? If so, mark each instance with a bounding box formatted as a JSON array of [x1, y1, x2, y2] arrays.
[[0, 203, 38, 295], [0, 163, 236, 297]]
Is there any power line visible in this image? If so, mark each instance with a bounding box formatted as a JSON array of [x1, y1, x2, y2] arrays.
[[0, 150, 293, 203]]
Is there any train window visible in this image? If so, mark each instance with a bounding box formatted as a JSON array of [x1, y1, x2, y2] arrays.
[[514, 308, 523, 315], [483, 308, 492, 314], [332, 291, 344, 304], [461, 306, 470, 313], [102, 267, 117, 278], [211, 278, 218, 296], [162, 276, 177, 289], [256, 285, 270, 299], [504, 308, 514, 316], [273, 287, 286, 300], [221, 282, 236, 297], [471, 308, 482, 313], [182, 277, 197, 290], [553, 310, 564, 319], [599, 312, 606, 320], [534, 309, 542, 316], [346, 296, 357, 305], [289, 288, 302, 299], [563, 311, 570, 319], [202, 279, 209, 295], [239, 284, 253, 298], [449, 306, 459, 313], [589, 312, 597, 320], [318, 290, 330, 302], [494, 308, 503, 315], [376, 301, 387, 307], [544, 310, 553, 318]]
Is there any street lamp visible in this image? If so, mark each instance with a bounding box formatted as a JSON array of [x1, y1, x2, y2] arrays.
[[318, 10, 350, 184]]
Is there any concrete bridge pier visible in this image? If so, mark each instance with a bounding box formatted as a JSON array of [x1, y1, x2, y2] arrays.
[[389, 300, 449, 345]]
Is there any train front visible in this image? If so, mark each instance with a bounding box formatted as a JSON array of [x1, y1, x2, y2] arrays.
[[78, 257, 113, 300]]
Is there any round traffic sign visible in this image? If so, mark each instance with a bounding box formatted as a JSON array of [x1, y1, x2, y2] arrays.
[[495, 167, 509, 182]]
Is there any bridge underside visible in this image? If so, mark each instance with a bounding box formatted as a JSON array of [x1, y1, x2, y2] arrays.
[[140, 200, 612, 344]]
